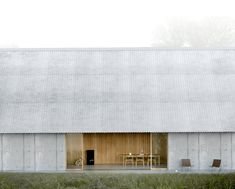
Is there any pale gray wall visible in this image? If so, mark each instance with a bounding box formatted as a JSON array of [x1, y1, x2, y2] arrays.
[[1, 49, 235, 133], [168, 133, 235, 170], [0, 134, 65, 171], [0, 133, 235, 171]]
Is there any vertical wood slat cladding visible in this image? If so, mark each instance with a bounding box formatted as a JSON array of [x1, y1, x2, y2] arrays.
[[83, 133, 150, 165], [152, 133, 168, 164], [66, 134, 83, 165]]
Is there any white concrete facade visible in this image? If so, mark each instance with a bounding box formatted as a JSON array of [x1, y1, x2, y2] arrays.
[[168, 133, 235, 170], [0, 134, 65, 171], [0, 48, 234, 171], [1, 49, 235, 133], [0, 133, 234, 171]]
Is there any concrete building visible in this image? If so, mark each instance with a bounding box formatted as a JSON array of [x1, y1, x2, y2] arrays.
[[0, 48, 234, 171]]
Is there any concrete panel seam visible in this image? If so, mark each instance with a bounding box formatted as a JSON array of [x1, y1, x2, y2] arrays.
[[56, 134, 58, 171], [34, 134, 36, 171], [220, 133, 222, 159], [198, 133, 200, 169], [187, 133, 189, 158], [197, 133, 199, 170], [23, 134, 25, 171], [1, 134, 2, 171], [232, 133, 233, 169]]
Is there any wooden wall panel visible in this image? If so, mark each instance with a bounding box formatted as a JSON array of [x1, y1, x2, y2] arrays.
[[83, 133, 150, 165], [152, 133, 168, 164], [66, 134, 83, 165]]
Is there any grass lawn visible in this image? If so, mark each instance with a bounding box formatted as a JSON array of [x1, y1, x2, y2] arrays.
[[0, 172, 234, 189]]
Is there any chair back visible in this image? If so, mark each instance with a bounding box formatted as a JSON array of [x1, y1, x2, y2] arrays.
[[125, 154, 133, 160], [136, 154, 144, 159], [182, 159, 191, 167], [212, 159, 221, 168]]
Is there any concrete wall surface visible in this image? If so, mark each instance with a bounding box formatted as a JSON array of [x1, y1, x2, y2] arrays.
[[168, 133, 235, 170], [0, 134, 65, 171], [1, 49, 235, 133], [1, 132, 235, 171]]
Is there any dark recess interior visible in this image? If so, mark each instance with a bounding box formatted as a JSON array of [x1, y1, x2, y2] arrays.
[[86, 150, 94, 165]]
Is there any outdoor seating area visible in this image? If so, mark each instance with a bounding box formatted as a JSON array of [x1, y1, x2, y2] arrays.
[[181, 159, 222, 171], [181, 159, 192, 171], [121, 153, 160, 167], [211, 159, 221, 172], [211, 159, 221, 168]]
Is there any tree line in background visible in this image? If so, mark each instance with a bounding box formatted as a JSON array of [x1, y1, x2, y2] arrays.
[[152, 17, 235, 48]]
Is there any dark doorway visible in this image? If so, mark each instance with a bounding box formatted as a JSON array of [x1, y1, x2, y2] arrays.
[[86, 150, 94, 165]]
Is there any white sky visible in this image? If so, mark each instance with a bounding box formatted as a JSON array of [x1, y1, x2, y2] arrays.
[[0, 0, 235, 47]]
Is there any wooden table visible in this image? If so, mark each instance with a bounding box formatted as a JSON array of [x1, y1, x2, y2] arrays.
[[120, 154, 160, 166], [120, 154, 136, 166]]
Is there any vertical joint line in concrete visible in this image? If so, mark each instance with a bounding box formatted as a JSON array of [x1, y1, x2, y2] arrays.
[[220, 133, 222, 159], [56, 134, 58, 170], [187, 133, 189, 158], [1, 134, 3, 171], [34, 134, 36, 171], [198, 133, 200, 170], [23, 134, 25, 171], [231, 133, 233, 169]]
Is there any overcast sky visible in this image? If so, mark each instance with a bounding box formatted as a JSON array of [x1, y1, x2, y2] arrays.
[[0, 0, 235, 47]]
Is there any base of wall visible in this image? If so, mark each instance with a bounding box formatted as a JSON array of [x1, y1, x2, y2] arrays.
[[0, 133, 234, 171], [0, 134, 66, 171], [168, 133, 235, 170]]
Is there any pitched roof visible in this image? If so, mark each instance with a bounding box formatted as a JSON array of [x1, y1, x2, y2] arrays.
[[0, 48, 235, 133]]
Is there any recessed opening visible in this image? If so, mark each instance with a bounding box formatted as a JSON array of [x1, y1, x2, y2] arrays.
[[86, 150, 94, 165], [66, 133, 168, 170]]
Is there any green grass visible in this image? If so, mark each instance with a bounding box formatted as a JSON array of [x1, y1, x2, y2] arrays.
[[0, 172, 234, 189]]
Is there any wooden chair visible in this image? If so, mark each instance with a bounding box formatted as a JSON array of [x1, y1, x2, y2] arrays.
[[124, 155, 134, 166], [136, 154, 145, 166], [147, 154, 157, 166], [74, 157, 83, 166], [211, 159, 221, 172], [181, 159, 191, 171], [74, 151, 83, 167], [182, 159, 191, 167]]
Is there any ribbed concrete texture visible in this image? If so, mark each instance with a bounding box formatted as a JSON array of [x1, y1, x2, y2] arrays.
[[0, 134, 65, 171], [1, 49, 235, 133], [168, 133, 235, 170]]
